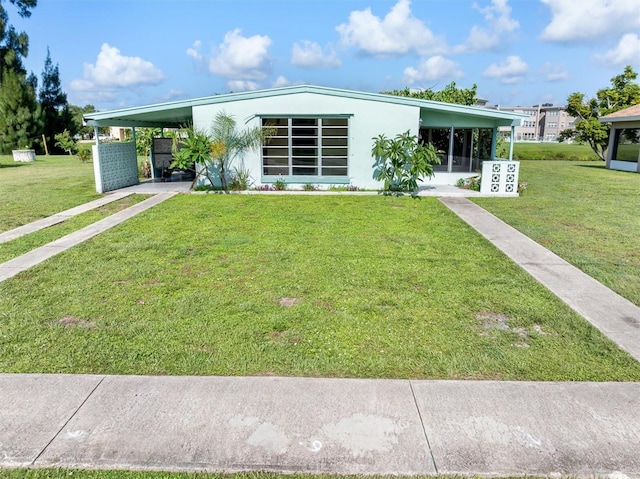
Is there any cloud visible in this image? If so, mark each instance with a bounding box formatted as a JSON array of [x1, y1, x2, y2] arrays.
[[540, 0, 640, 43], [186, 40, 202, 60], [336, 0, 446, 56], [291, 41, 341, 68], [272, 76, 291, 88], [541, 62, 569, 82], [483, 55, 528, 84], [208, 29, 272, 81], [595, 33, 640, 66], [457, 0, 520, 52], [162, 89, 188, 101], [403, 56, 463, 84], [227, 80, 260, 92], [70, 43, 164, 92]]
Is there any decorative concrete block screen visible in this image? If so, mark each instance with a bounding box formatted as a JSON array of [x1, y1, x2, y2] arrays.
[[92, 142, 138, 193], [480, 161, 520, 195]]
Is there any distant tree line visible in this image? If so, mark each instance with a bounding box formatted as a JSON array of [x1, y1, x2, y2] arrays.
[[0, 0, 96, 154]]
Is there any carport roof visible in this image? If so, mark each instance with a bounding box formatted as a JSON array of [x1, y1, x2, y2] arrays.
[[83, 84, 528, 128]]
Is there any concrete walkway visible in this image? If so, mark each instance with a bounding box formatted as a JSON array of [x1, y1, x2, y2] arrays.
[[0, 193, 176, 283], [2, 374, 639, 476], [440, 197, 640, 363], [0, 192, 132, 244]]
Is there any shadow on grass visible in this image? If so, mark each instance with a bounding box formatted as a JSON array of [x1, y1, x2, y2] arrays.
[[574, 163, 607, 169]]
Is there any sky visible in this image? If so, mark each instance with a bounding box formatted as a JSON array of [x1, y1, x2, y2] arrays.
[[10, 0, 640, 112]]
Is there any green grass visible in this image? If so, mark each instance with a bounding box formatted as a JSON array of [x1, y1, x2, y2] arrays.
[[1, 195, 638, 381], [0, 194, 150, 263], [475, 161, 640, 307], [0, 154, 99, 233], [512, 142, 600, 161]]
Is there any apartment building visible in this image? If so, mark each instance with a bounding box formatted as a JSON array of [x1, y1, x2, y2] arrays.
[[489, 104, 577, 142]]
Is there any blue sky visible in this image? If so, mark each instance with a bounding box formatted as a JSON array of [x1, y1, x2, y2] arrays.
[[11, 0, 640, 111]]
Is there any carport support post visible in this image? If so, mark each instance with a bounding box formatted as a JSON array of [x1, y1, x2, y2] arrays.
[[491, 128, 497, 160], [508, 125, 515, 161]]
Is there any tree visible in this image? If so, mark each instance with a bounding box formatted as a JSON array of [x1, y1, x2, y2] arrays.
[[559, 65, 640, 160], [0, 0, 37, 82], [69, 104, 99, 138], [39, 47, 71, 153], [54, 129, 75, 155], [382, 81, 478, 106], [0, 67, 41, 153], [371, 130, 440, 195]]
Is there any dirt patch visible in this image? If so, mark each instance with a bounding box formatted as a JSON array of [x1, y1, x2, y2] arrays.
[[476, 312, 534, 348], [279, 297, 301, 307], [476, 312, 511, 331], [57, 316, 95, 329]]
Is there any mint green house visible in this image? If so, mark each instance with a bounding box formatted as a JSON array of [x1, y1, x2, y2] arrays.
[[84, 85, 526, 193]]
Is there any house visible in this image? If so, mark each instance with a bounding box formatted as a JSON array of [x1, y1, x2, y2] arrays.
[[600, 103, 640, 173], [83, 85, 527, 193], [489, 104, 577, 142]]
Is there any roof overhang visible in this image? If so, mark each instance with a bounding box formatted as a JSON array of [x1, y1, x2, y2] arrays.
[[83, 84, 529, 129]]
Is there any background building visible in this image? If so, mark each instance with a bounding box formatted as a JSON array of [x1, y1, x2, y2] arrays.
[[489, 104, 577, 142]]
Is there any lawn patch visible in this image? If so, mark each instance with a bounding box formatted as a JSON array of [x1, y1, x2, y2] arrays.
[[1, 195, 638, 380], [475, 160, 640, 306]]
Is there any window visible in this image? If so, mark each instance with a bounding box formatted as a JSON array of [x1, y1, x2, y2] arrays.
[[547, 122, 558, 128], [262, 117, 348, 177], [548, 110, 558, 116]]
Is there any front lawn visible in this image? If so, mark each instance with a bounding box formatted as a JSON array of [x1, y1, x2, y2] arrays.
[[1, 195, 638, 380], [475, 161, 640, 306], [0, 155, 99, 233]]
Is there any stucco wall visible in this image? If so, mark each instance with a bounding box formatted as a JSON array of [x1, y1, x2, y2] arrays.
[[192, 92, 420, 189], [92, 142, 138, 193]]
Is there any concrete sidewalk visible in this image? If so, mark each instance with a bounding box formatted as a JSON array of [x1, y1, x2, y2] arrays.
[[1, 374, 639, 476], [440, 197, 640, 363]]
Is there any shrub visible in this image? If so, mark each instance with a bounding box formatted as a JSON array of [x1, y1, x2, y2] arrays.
[[456, 176, 481, 191], [274, 178, 287, 191]]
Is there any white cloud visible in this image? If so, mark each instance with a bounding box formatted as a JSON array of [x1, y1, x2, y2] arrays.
[[540, 0, 640, 43], [541, 62, 569, 82], [272, 76, 290, 88], [595, 33, 640, 66], [483, 55, 528, 84], [186, 40, 202, 60], [457, 0, 520, 52], [70, 43, 164, 92], [403, 56, 463, 84], [291, 41, 341, 68], [162, 89, 188, 101], [227, 80, 260, 92], [336, 0, 446, 56], [208, 29, 272, 81]]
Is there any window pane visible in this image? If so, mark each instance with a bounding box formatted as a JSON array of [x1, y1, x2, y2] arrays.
[[267, 137, 288, 147], [263, 118, 287, 127], [292, 167, 318, 176], [322, 137, 348, 147], [292, 118, 317, 126], [263, 157, 289, 167], [292, 148, 317, 157], [292, 127, 317, 136], [293, 157, 317, 167], [323, 148, 348, 157], [263, 147, 289, 156], [264, 166, 289, 175], [322, 157, 347, 167], [322, 118, 347, 126], [322, 128, 348, 137], [321, 167, 348, 176], [292, 137, 317, 147]]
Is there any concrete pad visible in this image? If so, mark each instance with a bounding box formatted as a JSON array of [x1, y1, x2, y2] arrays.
[[37, 375, 434, 475], [0, 374, 103, 467], [412, 380, 640, 477]]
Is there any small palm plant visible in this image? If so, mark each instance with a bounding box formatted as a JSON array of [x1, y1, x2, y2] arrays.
[[172, 112, 273, 190]]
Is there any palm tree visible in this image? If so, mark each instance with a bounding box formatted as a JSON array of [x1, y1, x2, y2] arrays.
[[209, 111, 270, 190]]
